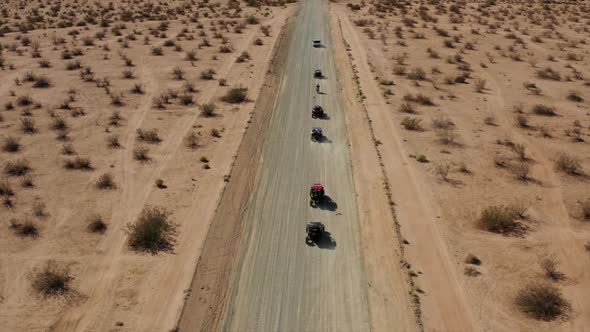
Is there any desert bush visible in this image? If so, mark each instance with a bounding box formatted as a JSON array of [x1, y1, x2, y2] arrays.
[[200, 103, 216, 117], [407, 67, 427, 80], [581, 199, 590, 221], [555, 154, 582, 175], [432, 116, 454, 129], [32, 201, 47, 217], [38, 59, 51, 68], [219, 45, 233, 53], [30, 260, 74, 297], [484, 115, 496, 126], [393, 66, 406, 76], [178, 93, 193, 105], [131, 83, 144, 94], [133, 146, 150, 161], [51, 117, 68, 131], [475, 79, 486, 92], [434, 163, 450, 181], [151, 46, 163, 56], [33, 76, 51, 88], [222, 86, 248, 103], [65, 60, 82, 70], [136, 129, 161, 144], [465, 254, 481, 265], [254, 38, 263, 46], [479, 205, 520, 234], [122, 69, 134, 79], [464, 266, 480, 277], [61, 143, 75, 155], [185, 50, 198, 61], [523, 81, 542, 95], [0, 180, 14, 197], [64, 157, 92, 170], [399, 102, 415, 114], [96, 173, 115, 189], [539, 255, 563, 281], [516, 283, 569, 321], [109, 111, 122, 126], [107, 135, 120, 148], [536, 67, 561, 81], [87, 214, 107, 233], [17, 95, 34, 106], [511, 161, 530, 181], [126, 206, 177, 253], [110, 93, 124, 106], [236, 51, 251, 63], [436, 128, 459, 145], [511, 143, 526, 160], [3, 136, 20, 152], [516, 114, 529, 128], [4, 158, 31, 176], [567, 90, 583, 102], [404, 93, 433, 106], [532, 104, 557, 116], [185, 132, 199, 149], [401, 117, 422, 130], [172, 66, 185, 80], [200, 69, 216, 80]]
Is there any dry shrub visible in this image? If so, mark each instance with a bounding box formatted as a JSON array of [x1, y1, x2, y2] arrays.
[[536, 67, 561, 81], [107, 135, 120, 148], [407, 67, 427, 80], [464, 266, 480, 277], [404, 93, 433, 105], [401, 117, 422, 130], [4, 158, 31, 176], [20, 118, 36, 134], [222, 86, 248, 103], [172, 66, 185, 80], [185, 132, 200, 149], [29, 260, 74, 297], [555, 154, 582, 175], [200, 103, 216, 117], [133, 146, 150, 161], [126, 206, 177, 254], [516, 283, 569, 321], [64, 157, 92, 170], [516, 114, 529, 128], [10, 219, 38, 237], [511, 143, 526, 160], [479, 205, 520, 234], [3, 136, 20, 152], [200, 69, 216, 80], [511, 161, 530, 181], [581, 199, 590, 221], [539, 255, 564, 281], [398, 102, 416, 113], [432, 116, 454, 129], [96, 173, 115, 189], [465, 254, 481, 265], [179, 93, 194, 105], [434, 163, 450, 181], [566, 90, 583, 102], [136, 129, 161, 144], [532, 104, 557, 116], [475, 78, 486, 92], [436, 128, 459, 145], [87, 214, 107, 233]]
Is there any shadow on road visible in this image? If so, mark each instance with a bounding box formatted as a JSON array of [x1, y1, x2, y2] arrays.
[[317, 195, 337, 211]]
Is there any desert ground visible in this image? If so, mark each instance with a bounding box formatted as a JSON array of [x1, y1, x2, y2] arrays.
[[331, 0, 590, 331], [1, 0, 589, 331], [0, 0, 296, 331]]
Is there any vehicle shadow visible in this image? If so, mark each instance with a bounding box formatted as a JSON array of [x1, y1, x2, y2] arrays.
[[315, 231, 336, 250], [317, 195, 337, 211]]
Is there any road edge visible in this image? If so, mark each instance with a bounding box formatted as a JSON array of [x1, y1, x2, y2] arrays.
[[176, 8, 298, 332], [329, 4, 423, 331]]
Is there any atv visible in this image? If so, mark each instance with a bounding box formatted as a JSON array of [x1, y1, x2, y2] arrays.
[[309, 183, 325, 207], [306, 221, 325, 246], [312, 105, 324, 119], [311, 127, 323, 142], [314, 69, 323, 78]]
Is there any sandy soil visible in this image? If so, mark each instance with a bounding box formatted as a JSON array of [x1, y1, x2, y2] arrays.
[[0, 1, 294, 331], [332, 0, 590, 331]]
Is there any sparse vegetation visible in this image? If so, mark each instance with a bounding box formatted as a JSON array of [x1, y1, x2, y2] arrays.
[[96, 173, 116, 189], [555, 154, 582, 175], [516, 283, 569, 321], [222, 86, 248, 103], [479, 205, 521, 234], [29, 261, 74, 297], [126, 206, 177, 254]]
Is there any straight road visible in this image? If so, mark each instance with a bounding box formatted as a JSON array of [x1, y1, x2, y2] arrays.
[[222, 0, 370, 330]]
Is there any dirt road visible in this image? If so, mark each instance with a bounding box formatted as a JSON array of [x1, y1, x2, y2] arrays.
[[221, 0, 370, 330]]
